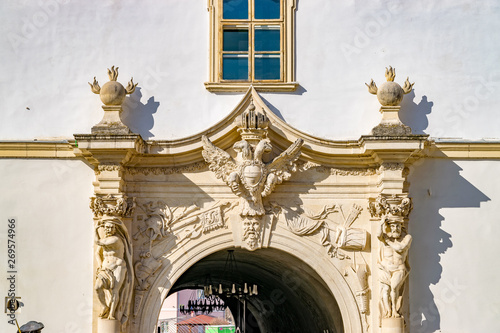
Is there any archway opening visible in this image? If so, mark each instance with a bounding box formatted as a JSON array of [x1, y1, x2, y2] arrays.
[[167, 248, 344, 333]]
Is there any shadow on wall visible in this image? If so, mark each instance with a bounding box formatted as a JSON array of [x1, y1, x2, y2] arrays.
[[399, 90, 433, 135], [408, 158, 489, 332], [122, 87, 160, 140]]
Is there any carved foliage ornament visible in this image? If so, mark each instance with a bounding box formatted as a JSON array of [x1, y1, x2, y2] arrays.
[[90, 194, 135, 218], [368, 195, 412, 219]]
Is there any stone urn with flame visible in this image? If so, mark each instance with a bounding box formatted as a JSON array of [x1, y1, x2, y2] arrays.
[[89, 66, 138, 134]]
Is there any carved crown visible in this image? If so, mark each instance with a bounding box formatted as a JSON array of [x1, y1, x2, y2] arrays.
[[234, 100, 269, 144]]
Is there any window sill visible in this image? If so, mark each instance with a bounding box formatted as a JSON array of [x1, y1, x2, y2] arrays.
[[204, 82, 299, 92]]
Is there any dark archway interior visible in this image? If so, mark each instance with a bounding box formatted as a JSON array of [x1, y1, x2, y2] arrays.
[[169, 248, 343, 333]]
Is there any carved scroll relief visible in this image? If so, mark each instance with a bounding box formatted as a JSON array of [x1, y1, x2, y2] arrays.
[[131, 200, 237, 317]]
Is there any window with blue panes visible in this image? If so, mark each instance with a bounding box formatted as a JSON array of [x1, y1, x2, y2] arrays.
[[221, 0, 282, 81]]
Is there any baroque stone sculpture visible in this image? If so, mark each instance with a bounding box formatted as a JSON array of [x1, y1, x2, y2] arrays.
[[272, 203, 367, 259], [95, 217, 134, 325], [366, 66, 414, 136], [202, 101, 304, 250], [89, 66, 138, 134], [91, 195, 135, 332], [369, 195, 412, 331]]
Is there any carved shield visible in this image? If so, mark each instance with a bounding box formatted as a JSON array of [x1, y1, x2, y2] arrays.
[[242, 164, 263, 186]]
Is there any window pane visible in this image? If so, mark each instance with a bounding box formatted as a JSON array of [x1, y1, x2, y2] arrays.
[[255, 0, 280, 19], [254, 55, 280, 80], [223, 29, 249, 51], [223, 55, 248, 80], [255, 26, 280, 51], [223, 0, 248, 19]]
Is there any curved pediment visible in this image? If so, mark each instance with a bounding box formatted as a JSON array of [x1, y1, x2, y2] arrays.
[[115, 87, 428, 168]]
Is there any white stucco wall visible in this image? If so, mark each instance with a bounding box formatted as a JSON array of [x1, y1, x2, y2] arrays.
[[409, 159, 500, 332], [1, 0, 499, 140], [0, 159, 94, 333]]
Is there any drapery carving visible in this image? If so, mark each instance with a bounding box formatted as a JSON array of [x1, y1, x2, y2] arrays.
[[272, 203, 368, 260]]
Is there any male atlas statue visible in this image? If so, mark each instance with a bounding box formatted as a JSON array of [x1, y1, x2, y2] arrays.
[[377, 215, 412, 318]]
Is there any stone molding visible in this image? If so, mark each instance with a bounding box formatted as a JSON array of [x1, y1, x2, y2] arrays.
[[124, 162, 208, 175], [4, 139, 500, 161]]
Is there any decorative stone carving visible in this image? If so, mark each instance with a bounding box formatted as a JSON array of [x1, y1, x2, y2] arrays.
[[353, 264, 370, 315], [378, 162, 405, 173], [94, 216, 134, 327], [91, 195, 135, 332], [125, 162, 208, 176], [131, 201, 236, 315], [134, 251, 162, 292], [96, 163, 123, 175], [369, 195, 412, 219], [366, 66, 414, 136], [90, 194, 135, 218], [133, 201, 173, 247], [342, 263, 371, 332], [296, 161, 378, 176], [89, 66, 138, 135], [202, 101, 304, 249], [181, 201, 237, 241], [369, 195, 412, 331], [273, 203, 368, 259]]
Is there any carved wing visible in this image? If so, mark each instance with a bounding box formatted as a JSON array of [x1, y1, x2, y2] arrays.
[[262, 138, 304, 197], [201, 135, 238, 184]]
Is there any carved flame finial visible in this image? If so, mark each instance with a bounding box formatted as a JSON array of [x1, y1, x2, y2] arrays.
[[89, 77, 101, 94], [402, 77, 414, 94], [89, 66, 138, 106], [366, 66, 414, 107], [385, 66, 396, 82], [107, 66, 119, 81]]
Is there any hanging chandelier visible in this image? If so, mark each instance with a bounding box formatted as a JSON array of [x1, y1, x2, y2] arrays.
[[179, 292, 226, 315], [204, 250, 258, 300], [179, 250, 259, 317]]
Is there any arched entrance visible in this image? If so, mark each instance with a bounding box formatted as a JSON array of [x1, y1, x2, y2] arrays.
[[134, 226, 364, 333], [169, 248, 343, 333]]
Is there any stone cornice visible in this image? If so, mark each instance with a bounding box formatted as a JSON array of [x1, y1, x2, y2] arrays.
[[0, 140, 76, 158], [1, 138, 500, 161], [426, 140, 500, 158]]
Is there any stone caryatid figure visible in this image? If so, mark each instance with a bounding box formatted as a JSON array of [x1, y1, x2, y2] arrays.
[[94, 216, 134, 325], [202, 101, 303, 249], [369, 195, 412, 330]]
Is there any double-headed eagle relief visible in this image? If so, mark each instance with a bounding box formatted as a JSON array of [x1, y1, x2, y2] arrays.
[[202, 101, 304, 249]]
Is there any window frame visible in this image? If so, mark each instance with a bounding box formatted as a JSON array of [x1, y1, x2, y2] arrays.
[[206, 0, 298, 92]]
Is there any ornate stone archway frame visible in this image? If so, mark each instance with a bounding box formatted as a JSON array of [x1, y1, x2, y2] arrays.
[[76, 83, 429, 333]]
